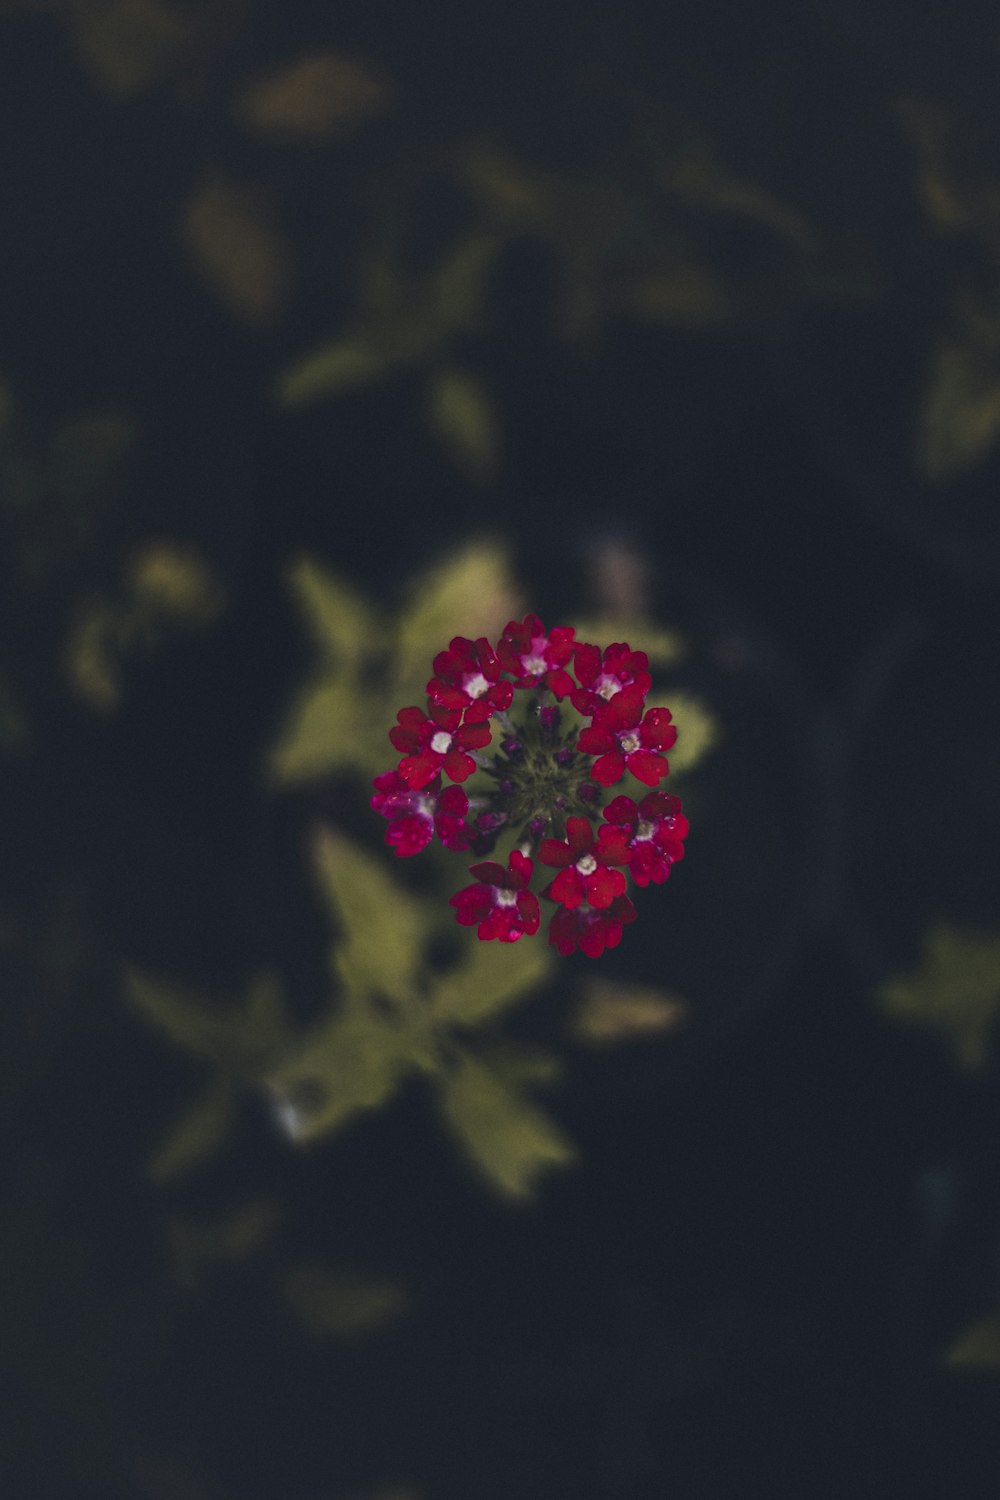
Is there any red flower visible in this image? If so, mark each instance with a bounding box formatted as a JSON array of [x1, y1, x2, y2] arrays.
[[570, 641, 651, 716], [389, 703, 493, 789], [497, 614, 577, 699], [427, 635, 514, 721], [371, 772, 472, 856], [548, 895, 637, 958], [538, 815, 629, 909], [601, 791, 688, 886], [576, 685, 677, 787], [450, 849, 541, 942]]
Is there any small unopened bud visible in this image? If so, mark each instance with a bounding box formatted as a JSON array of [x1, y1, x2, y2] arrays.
[[539, 705, 561, 736], [577, 782, 599, 802], [498, 778, 515, 795], [555, 747, 575, 767], [502, 736, 523, 758], [528, 816, 547, 838]]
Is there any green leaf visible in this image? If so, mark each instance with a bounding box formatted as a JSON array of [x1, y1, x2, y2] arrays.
[[266, 997, 410, 1142], [124, 967, 230, 1059], [313, 829, 427, 1002], [431, 234, 499, 329], [426, 367, 500, 484], [663, 691, 719, 778], [570, 978, 687, 1045], [947, 1309, 1000, 1370], [570, 615, 685, 668], [269, 676, 376, 784], [881, 925, 1000, 1070], [283, 1263, 406, 1337], [430, 932, 552, 1027], [286, 555, 380, 667], [393, 540, 521, 692], [436, 1051, 575, 1199], [148, 1074, 238, 1182], [276, 337, 391, 407], [917, 337, 1000, 483]]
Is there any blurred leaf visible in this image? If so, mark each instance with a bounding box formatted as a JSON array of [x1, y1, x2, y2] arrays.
[[426, 367, 500, 484], [269, 677, 377, 784], [148, 1075, 238, 1183], [313, 829, 426, 1002], [881, 926, 1000, 1069], [631, 262, 729, 327], [127, 542, 225, 624], [662, 144, 814, 249], [430, 932, 551, 1027], [169, 1199, 280, 1289], [71, 0, 188, 97], [393, 539, 522, 690], [461, 146, 552, 227], [284, 1264, 406, 1337], [181, 177, 291, 325], [64, 600, 126, 709], [947, 1307, 1000, 1370], [571, 615, 685, 668], [266, 996, 411, 1142], [276, 337, 392, 406], [0, 668, 30, 753], [125, 968, 231, 1059], [480, 1041, 563, 1089], [916, 336, 1000, 482], [665, 691, 720, 777], [236, 52, 390, 140], [286, 555, 380, 668], [431, 234, 498, 328], [437, 1052, 575, 1198], [570, 978, 687, 1044], [125, 967, 288, 1071]]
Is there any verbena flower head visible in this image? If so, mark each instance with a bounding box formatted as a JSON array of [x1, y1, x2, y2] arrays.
[[372, 616, 687, 957]]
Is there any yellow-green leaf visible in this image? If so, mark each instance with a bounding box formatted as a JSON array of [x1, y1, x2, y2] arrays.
[[570, 979, 687, 1045], [124, 968, 230, 1060], [181, 177, 290, 325], [437, 1052, 575, 1199], [947, 1309, 1000, 1370], [235, 53, 390, 141], [283, 1264, 406, 1337], [127, 542, 224, 625], [426, 367, 500, 484], [430, 932, 552, 1027], [881, 925, 1000, 1070], [269, 677, 374, 784], [431, 234, 499, 330], [665, 691, 719, 777], [169, 1199, 280, 1289], [266, 999, 410, 1142], [276, 337, 391, 406], [286, 555, 379, 667], [148, 1074, 237, 1183], [314, 829, 426, 1002], [393, 540, 522, 692], [570, 616, 684, 668], [917, 337, 1000, 483]]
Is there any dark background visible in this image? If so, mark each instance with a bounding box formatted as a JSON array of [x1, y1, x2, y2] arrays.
[[1, 1, 999, 1496]]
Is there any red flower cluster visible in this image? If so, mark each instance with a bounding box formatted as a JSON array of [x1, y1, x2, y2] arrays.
[[372, 614, 687, 957]]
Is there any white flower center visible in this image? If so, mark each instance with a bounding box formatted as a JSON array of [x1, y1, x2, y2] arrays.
[[635, 820, 654, 841], [430, 731, 453, 754], [575, 853, 597, 876], [596, 673, 619, 700], [495, 888, 518, 907], [619, 732, 640, 753], [462, 671, 490, 699], [522, 652, 547, 676]]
